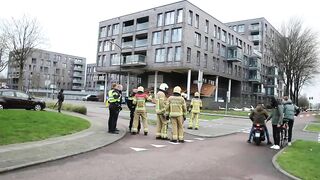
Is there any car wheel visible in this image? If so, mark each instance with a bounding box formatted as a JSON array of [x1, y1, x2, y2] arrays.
[[0, 104, 3, 110], [34, 104, 42, 111]]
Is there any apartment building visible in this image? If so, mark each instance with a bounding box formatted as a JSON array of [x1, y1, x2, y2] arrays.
[[96, 0, 275, 106], [226, 18, 284, 102], [85, 63, 105, 91], [7, 49, 86, 91]]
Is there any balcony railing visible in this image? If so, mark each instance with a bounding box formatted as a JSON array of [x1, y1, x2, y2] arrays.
[[72, 86, 83, 90], [227, 46, 243, 62], [249, 35, 261, 41], [73, 66, 83, 71], [136, 22, 149, 31], [249, 25, 260, 31], [122, 41, 133, 49], [135, 39, 148, 47], [73, 73, 83, 77], [121, 55, 147, 66], [248, 73, 261, 83], [122, 25, 134, 33], [72, 79, 83, 83]]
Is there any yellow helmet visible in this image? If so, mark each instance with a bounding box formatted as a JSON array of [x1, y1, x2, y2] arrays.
[[173, 86, 181, 94], [137, 86, 144, 92], [194, 92, 200, 97]]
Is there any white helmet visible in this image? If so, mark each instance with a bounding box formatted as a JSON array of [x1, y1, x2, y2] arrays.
[[137, 86, 144, 92], [159, 83, 169, 91], [173, 86, 181, 94]]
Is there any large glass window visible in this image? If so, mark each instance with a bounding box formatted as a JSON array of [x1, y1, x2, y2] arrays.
[[111, 54, 120, 65], [112, 24, 119, 35], [196, 51, 200, 66], [195, 14, 199, 28], [221, 45, 226, 57], [104, 41, 110, 51], [157, 13, 163, 27], [152, 31, 161, 45], [187, 47, 191, 63], [177, 9, 183, 23], [163, 29, 170, 44], [107, 25, 112, 36], [217, 27, 221, 40], [165, 11, 175, 25], [188, 10, 193, 25], [155, 48, 166, 62], [204, 37, 208, 51], [195, 32, 201, 47], [175, 47, 181, 61], [205, 20, 209, 33], [171, 28, 182, 42], [222, 30, 226, 42], [100, 26, 107, 38], [167, 47, 174, 62], [213, 25, 217, 38], [98, 41, 103, 52], [211, 39, 214, 53], [217, 43, 220, 56], [238, 24, 245, 33], [204, 54, 208, 68]]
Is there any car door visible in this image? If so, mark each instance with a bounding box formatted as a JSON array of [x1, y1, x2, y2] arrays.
[[1, 91, 16, 109], [15, 91, 33, 109]]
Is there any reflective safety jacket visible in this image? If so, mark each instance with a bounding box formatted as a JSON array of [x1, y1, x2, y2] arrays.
[[190, 98, 202, 113], [166, 95, 187, 117], [133, 93, 152, 112], [155, 91, 167, 115], [108, 89, 121, 103]]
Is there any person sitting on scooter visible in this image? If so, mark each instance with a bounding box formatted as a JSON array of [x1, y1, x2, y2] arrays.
[[247, 103, 272, 144]]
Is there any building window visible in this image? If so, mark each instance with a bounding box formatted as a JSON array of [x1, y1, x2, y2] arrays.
[[217, 27, 221, 40], [210, 39, 214, 53], [175, 46, 181, 61], [155, 48, 165, 62], [216, 58, 220, 72], [228, 63, 232, 75], [238, 24, 245, 33], [104, 41, 110, 51], [112, 24, 119, 35], [205, 20, 209, 33], [102, 55, 107, 66], [110, 39, 115, 50], [177, 9, 183, 23], [107, 25, 112, 36], [165, 11, 175, 25], [222, 30, 226, 42], [157, 13, 163, 27], [99, 26, 107, 38], [163, 29, 170, 44], [212, 56, 216, 70], [196, 51, 200, 66], [204, 37, 208, 51], [111, 54, 120, 65], [204, 54, 208, 68], [195, 32, 201, 47], [228, 33, 231, 45], [187, 47, 191, 63], [221, 45, 226, 57], [233, 25, 237, 31], [171, 28, 182, 42], [152, 31, 161, 45], [217, 43, 220, 56], [195, 14, 199, 28], [98, 41, 103, 52], [32, 58, 36, 64], [167, 47, 174, 62], [188, 10, 193, 25], [213, 25, 217, 38]]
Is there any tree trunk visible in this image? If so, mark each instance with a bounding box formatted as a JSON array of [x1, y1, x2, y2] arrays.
[[18, 61, 24, 91]]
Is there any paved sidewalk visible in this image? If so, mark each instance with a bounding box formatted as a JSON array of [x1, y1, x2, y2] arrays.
[[0, 110, 126, 173]]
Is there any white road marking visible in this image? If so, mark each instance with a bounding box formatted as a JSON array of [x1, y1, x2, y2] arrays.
[[168, 142, 180, 145], [194, 138, 205, 141], [130, 147, 148, 152], [184, 140, 194, 143], [150, 144, 167, 148]]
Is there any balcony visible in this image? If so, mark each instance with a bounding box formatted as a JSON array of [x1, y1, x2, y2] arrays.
[[135, 39, 148, 47], [121, 55, 147, 67], [122, 25, 134, 34], [248, 72, 261, 83], [72, 86, 83, 90], [73, 72, 83, 77], [248, 56, 261, 70], [136, 22, 148, 31], [73, 66, 83, 71], [227, 46, 243, 62], [72, 79, 83, 83], [249, 25, 260, 31], [74, 60, 83, 65], [249, 35, 261, 41], [122, 41, 134, 49]]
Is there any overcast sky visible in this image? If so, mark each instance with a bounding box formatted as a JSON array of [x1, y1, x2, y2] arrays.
[[1, 0, 319, 101]]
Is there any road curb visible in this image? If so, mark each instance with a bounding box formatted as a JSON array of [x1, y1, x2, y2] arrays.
[[271, 143, 301, 180], [0, 112, 127, 173], [185, 130, 238, 138]]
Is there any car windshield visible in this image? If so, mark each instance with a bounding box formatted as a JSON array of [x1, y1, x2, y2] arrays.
[[16, 92, 29, 98]]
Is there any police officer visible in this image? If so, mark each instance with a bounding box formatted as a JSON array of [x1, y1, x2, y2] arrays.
[[166, 86, 187, 143], [155, 83, 169, 140], [127, 89, 141, 133], [131, 86, 152, 135], [107, 83, 122, 134], [188, 92, 202, 130]]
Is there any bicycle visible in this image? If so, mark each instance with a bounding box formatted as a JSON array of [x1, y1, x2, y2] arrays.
[[279, 121, 289, 148]]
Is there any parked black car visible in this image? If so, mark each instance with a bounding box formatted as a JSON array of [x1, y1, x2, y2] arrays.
[[82, 94, 99, 101], [0, 89, 46, 110]]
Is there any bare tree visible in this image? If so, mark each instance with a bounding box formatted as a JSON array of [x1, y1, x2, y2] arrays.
[[270, 18, 319, 104], [1, 15, 44, 90], [0, 34, 8, 72]]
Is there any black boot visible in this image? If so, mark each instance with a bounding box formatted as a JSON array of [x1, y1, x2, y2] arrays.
[[144, 132, 148, 136], [179, 140, 185, 143]]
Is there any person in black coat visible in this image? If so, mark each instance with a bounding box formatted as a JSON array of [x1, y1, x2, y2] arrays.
[[127, 89, 141, 133]]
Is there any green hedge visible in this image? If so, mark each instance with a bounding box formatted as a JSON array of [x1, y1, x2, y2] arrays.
[[46, 102, 87, 115]]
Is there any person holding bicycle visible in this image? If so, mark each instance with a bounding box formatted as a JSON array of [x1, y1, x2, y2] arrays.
[[282, 96, 300, 146], [266, 97, 283, 150]]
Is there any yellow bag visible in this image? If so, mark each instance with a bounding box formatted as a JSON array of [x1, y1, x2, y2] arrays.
[[105, 100, 109, 108]]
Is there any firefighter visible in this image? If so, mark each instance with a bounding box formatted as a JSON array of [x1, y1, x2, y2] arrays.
[[107, 83, 122, 134], [166, 86, 187, 143], [188, 92, 202, 130], [126, 89, 141, 133], [131, 86, 152, 135], [155, 83, 169, 140]]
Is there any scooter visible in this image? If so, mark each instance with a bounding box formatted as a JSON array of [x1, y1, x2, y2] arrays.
[[252, 123, 265, 145]]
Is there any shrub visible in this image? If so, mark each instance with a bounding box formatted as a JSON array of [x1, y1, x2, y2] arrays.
[[46, 102, 87, 115]]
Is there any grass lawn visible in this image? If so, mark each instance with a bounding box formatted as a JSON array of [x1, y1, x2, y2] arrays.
[[202, 109, 250, 117], [305, 124, 320, 132], [277, 140, 320, 180], [315, 115, 320, 122], [0, 110, 90, 146]]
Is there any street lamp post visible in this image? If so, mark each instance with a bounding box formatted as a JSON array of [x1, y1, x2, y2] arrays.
[[109, 40, 122, 84]]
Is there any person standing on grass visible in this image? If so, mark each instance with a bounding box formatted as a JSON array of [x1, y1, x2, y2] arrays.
[[57, 89, 64, 113], [267, 97, 283, 150], [282, 95, 300, 146]]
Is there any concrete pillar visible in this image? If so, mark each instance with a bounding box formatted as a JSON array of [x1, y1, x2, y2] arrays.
[[197, 70, 203, 93], [187, 69, 191, 100], [126, 72, 130, 97], [215, 76, 219, 102], [104, 73, 108, 103], [154, 71, 158, 95], [228, 78, 231, 103]]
